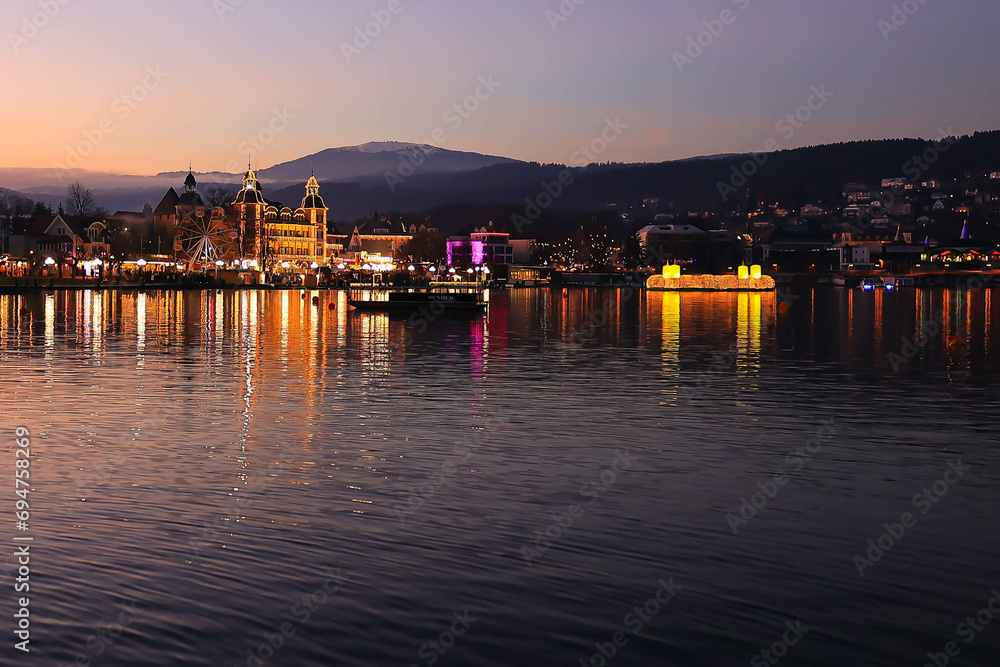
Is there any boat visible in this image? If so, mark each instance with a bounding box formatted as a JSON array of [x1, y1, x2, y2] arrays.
[[859, 278, 886, 291], [348, 290, 488, 313]]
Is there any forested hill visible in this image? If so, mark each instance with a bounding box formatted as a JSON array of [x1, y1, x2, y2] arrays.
[[269, 131, 1000, 221]]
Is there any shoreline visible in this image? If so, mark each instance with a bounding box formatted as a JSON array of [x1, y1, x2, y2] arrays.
[[2, 271, 1000, 295]]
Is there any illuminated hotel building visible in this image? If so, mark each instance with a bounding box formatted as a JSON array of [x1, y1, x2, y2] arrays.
[[232, 169, 328, 269], [149, 168, 328, 270]]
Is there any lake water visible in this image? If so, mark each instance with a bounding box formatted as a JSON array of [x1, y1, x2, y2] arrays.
[[1, 287, 999, 666]]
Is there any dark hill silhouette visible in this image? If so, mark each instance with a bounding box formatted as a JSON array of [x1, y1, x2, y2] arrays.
[[5, 131, 999, 219], [265, 131, 1000, 223], [258, 142, 519, 184]]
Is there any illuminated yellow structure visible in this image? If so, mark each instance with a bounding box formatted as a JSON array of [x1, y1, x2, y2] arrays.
[[662, 264, 682, 279], [647, 265, 775, 292]]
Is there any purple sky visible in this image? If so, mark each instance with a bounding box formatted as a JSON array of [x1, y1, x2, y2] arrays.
[[3, 0, 998, 174]]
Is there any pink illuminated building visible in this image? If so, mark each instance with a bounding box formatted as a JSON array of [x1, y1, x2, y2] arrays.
[[447, 231, 514, 267]]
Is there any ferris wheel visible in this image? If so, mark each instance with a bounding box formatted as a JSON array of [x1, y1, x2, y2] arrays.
[[174, 214, 236, 265]]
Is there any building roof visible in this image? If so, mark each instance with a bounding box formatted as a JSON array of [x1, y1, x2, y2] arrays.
[[638, 224, 706, 236], [301, 194, 327, 210], [112, 210, 150, 220], [154, 188, 180, 216], [234, 168, 267, 205], [29, 214, 104, 237], [301, 175, 327, 210], [769, 225, 832, 246], [178, 191, 207, 209], [28, 215, 57, 235], [234, 185, 266, 206]]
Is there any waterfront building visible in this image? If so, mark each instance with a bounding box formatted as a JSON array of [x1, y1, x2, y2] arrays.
[[9, 214, 110, 263], [342, 222, 412, 268], [147, 168, 328, 271], [232, 170, 328, 270], [637, 223, 739, 272], [447, 230, 514, 267]]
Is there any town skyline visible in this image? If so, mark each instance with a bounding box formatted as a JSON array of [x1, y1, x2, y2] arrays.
[[3, 0, 1000, 174]]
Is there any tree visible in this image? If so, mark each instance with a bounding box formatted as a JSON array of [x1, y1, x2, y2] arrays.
[[1, 192, 37, 236], [396, 231, 446, 263], [206, 187, 236, 208], [66, 182, 95, 216]]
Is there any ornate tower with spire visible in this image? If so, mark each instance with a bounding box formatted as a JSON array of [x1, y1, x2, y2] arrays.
[[184, 164, 197, 194], [233, 166, 267, 260], [299, 174, 329, 262]]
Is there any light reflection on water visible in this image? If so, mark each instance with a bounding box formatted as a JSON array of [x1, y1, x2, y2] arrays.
[[1, 287, 999, 666]]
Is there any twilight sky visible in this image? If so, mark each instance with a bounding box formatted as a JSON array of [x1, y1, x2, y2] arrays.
[[2, 0, 999, 175]]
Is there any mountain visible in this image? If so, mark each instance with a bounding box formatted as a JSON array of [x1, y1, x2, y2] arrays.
[[257, 142, 520, 184], [268, 131, 1000, 225], [0, 143, 522, 211], [0, 184, 62, 210], [4, 131, 1000, 222]]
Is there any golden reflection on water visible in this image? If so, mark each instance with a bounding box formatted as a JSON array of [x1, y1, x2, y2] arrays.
[[644, 291, 774, 408], [3, 286, 1000, 529], [5, 286, 1000, 371]]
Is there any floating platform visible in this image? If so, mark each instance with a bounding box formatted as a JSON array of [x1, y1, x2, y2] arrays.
[[645, 274, 776, 292]]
